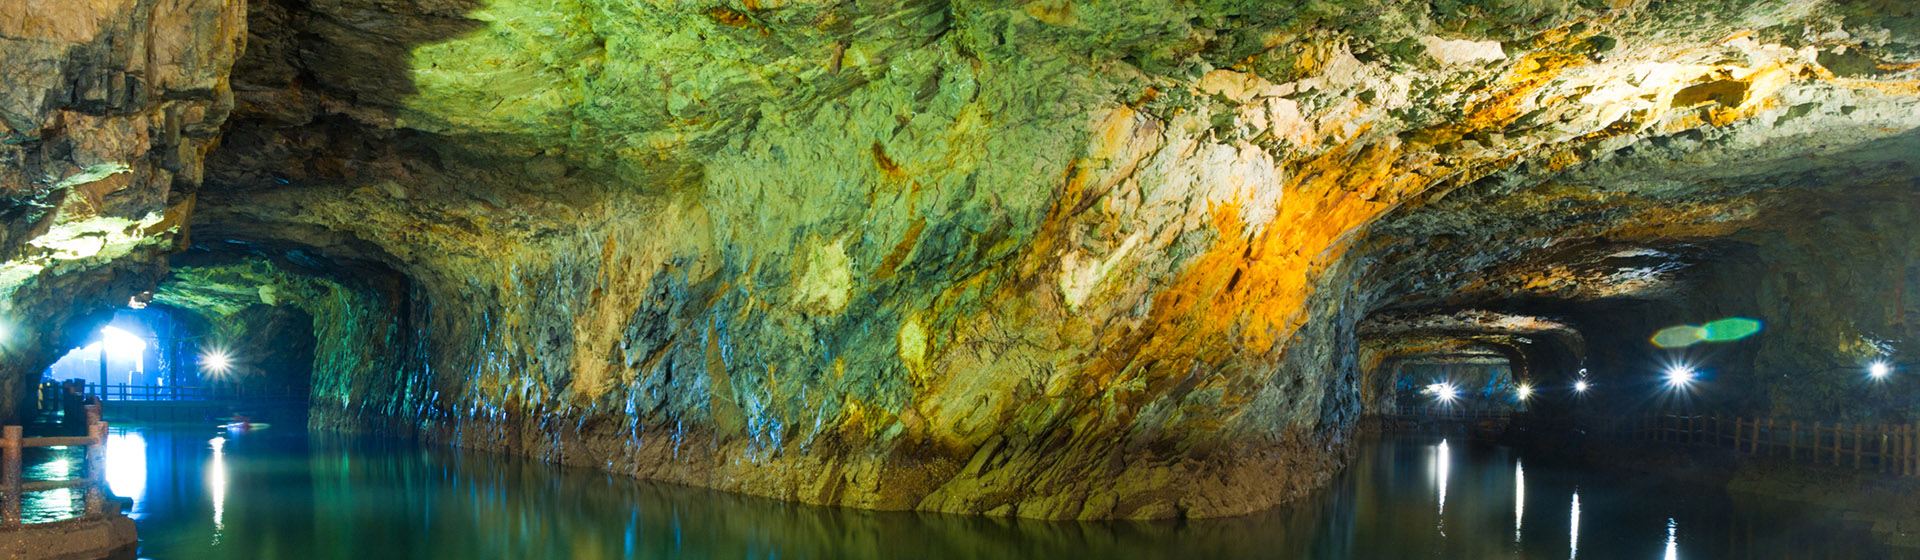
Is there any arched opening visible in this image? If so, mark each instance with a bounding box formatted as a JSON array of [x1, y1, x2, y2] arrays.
[[27, 296, 318, 428]]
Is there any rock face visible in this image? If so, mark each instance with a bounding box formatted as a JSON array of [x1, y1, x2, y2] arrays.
[[0, 0, 244, 419], [4, 0, 1920, 519]]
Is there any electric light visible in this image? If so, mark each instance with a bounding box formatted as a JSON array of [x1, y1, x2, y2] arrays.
[[201, 350, 233, 375], [100, 326, 146, 359], [1869, 361, 1891, 380], [1514, 383, 1533, 401], [1426, 382, 1461, 405], [1573, 379, 1591, 393], [1663, 365, 1696, 388]]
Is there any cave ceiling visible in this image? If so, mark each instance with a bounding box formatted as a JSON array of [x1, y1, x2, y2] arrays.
[[3, 0, 1919, 519]]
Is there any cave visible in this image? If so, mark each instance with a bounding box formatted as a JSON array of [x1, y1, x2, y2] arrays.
[[2, 0, 1919, 558]]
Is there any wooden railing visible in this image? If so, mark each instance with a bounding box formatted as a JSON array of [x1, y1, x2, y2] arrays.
[[1, 404, 108, 526], [81, 384, 303, 402], [1622, 414, 1920, 477], [1387, 406, 1515, 423]]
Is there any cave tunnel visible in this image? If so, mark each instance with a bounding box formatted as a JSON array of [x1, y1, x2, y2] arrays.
[[3, 0, 1920, 558]]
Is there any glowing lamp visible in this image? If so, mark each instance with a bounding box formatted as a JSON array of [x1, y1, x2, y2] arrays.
[[1869, 361, 1891, 380], [1515, 383, 1533, 401], [1573, 379, 1591, 393], [201, 350, 233, 375], [100, 326, 146, 359], [1426, 382, 1461, 405], [1663, 365, 1696, 388]]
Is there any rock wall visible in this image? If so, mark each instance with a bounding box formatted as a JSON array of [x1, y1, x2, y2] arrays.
[[191, 1, 1916, 519], [0, 0, 245, 421], [5, 0, 1920, 520]]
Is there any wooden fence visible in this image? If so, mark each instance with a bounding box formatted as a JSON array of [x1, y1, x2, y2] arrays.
[[78, 383, 303, 402], [1387, 406, 1514, 423], [1625, 414, 1920, 477], [1373, 407, 1516, 438], [0, 404, 108, 526]]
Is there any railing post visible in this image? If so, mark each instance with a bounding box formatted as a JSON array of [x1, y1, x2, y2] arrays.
[[84, 404, 104, 516], [1910, 423, 1918, 477], [1854, 423, 1865, 469], [2, 426, 19, 526], [1909, 423, 1918, 477], [1881, 424, 1891, 473], [1832, 423, 1842, 466], [1783, 420, 1791, 460]]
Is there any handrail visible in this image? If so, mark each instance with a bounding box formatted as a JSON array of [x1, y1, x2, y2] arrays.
[[73, 384, 304, 403], [1615, 413, 1920, 478], [1, 404, 108, 526]]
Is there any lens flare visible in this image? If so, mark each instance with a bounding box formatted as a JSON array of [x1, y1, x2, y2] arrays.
[[1701, 317, 1762, 341], [1651, 325, 1707, 348], [1573, 379, 1591, 393], [201, 349, 233, 375], [1426, 382, 1461, 405], [1653, 317, 1763, 348], [1664, 365, 1697, 388], [1514, 383, 1533, 401], [1869, 361, 1892, 380]]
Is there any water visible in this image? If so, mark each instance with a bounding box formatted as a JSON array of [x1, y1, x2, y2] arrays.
[[85, 426, 1908, 559]]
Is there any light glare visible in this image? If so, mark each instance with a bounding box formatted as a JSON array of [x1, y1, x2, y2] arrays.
[[1514, 383, 1533, 400], [1664, 365, 1696, 388], [1573, 379, 1591, 393], [201, 350, 233, 375], [100, 326, 146, 359], [1869, 361, 1891, 380], [1426, 382, 1461, 405]]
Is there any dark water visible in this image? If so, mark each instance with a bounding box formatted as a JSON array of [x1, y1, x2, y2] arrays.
[[83, 426, 1909, 559]]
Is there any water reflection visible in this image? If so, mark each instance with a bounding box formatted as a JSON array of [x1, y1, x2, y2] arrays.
[[108, 429, 147, 503], [1665, 518, 1679, 560], [1513, 461, 1523, 544], [207, 436, 226, 544], [21, 445, 84, 522], [1432, 439, 1450, 537], [107, 428, 1909, 560], [23, 488, 78, 523], [1570, 490, 1581, 560]]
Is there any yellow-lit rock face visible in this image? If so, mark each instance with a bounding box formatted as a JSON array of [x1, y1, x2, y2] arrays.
[[0, 0, 241, 420], [8, 0, 1920, 519]]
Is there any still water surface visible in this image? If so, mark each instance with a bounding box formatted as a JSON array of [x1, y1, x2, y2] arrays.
[[91, 426, 1908, 559]]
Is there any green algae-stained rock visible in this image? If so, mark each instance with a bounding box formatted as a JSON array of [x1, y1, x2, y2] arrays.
[[6, 0, 1920, 520], [194, 0, 1920, 519]]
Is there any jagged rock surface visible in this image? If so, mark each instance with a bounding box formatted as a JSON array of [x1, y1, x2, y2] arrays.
[[0, 0, 244, 419], [2, 0, 1919, 519]]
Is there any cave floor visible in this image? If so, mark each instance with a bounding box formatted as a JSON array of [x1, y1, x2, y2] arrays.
[[78, 427, 1907, 559]]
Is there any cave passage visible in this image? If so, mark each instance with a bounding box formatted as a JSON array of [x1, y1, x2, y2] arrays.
[[5, 0, 1920, 558], [28, 302, 313, 426]]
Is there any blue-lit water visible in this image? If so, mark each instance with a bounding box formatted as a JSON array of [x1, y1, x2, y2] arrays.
[[89, 426, 1908, 559]]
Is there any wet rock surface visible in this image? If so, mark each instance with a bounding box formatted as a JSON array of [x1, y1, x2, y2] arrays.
[[2, 0, 1919, 519]]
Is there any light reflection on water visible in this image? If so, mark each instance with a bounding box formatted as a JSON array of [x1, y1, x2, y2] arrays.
[[108, 429, 147, 503], [207, 436, 227, 545], [1665, 517, 1680, 560], [1570, 490, 1581, 560], [20, 444, 84, 523], [96, 428, 1910, 560], [1512, 461, 1523, 543]]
